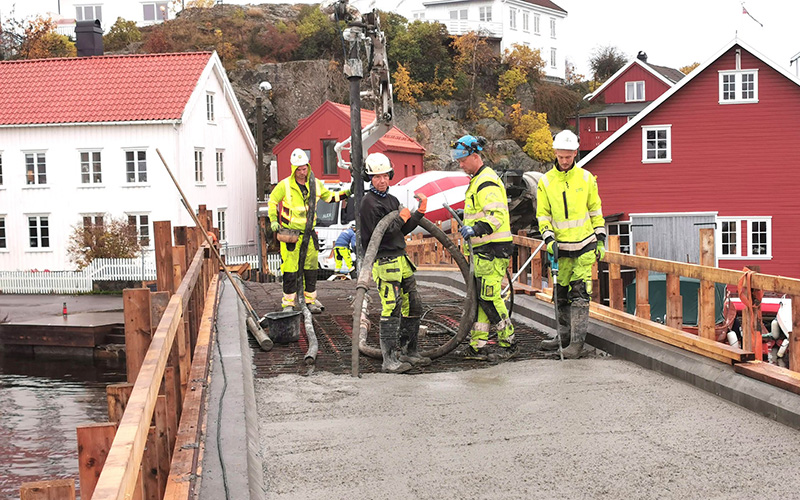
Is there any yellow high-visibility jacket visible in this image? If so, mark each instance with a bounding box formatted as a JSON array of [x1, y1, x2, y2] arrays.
[[268, 166, 347, 231], [464, 165, 513, 253], [536, 165, 605, 257]]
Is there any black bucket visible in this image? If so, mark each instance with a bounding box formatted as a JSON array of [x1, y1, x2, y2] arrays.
[[260, 310, 302, 343]]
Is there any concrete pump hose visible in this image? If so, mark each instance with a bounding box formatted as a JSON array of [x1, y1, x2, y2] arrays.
[[353, 212, 476, 360], [297, 172, 319, 363]]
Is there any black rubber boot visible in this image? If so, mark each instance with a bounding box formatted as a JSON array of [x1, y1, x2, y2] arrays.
[[380, 317, 413, 373], [398, 316, 431, 367], [541, 284, 571, 351], [562, 302, 589, 359]]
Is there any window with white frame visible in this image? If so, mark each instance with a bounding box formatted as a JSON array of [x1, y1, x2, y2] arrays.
[[642, 125, 671, 162], [82, 214, 104, 228], [749, 218, 771, 257], [479, 6, 492, 22], [509, 8, 517, 29], [596, 117, 608, 132], [206, 92, 215, 122], [719, 70, 758, 104], [449, 9, 466, 19], [606, 222, 631, 254], [125, 150, 147, 183], [625, 81, 645, 102], [80, 151, 102, 184], [195, 149, 204, 183], [143, 2, 169, 22], [550, 17, 556, 37], [75, 5, 102, 22], [28, 215, 49, 249], [216, 150, 225, 183], [534, 13, 540, 34], [413, 12, 425, 20], [550, 48, 556, 68], [718, 219, 740, 257], [217, 209, 227, 242], [25, 152, 46, 185], [522, 11, 529, 31], [0, 216, 5, 249], [128, 214, 150, 246]]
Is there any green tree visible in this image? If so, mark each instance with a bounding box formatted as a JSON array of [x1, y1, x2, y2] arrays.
[[388, 20, 452, 87], [590, 45, 627, 82], [19, 16, 76, 59], [104, 17, 142, 52], [293, 5, 341, 60], [67, 216, 143, 270]]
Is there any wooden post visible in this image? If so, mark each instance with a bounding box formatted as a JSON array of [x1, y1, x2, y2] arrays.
[[607, 235, 624, 310], [172, 246, 186, 285], [666, 273, 683, 330], [698, 228, 716, 340], [142, 426, 160, 500], [531, 247, 542, 290], [107, 383, 133, 423], [591, 261, 601, 304], [635, 242, 650, 320], [163, 367, 179, 452], [154, 395, 170, 495], [124, 288, 153, 384], [77, 422, 117, 500], [517, 231, 530, 286], [791, 296, 800, 372], [154, 221, 175, 294], [20, 479, 75, 500]]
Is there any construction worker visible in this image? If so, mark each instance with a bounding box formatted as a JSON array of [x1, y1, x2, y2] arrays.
[[537, 130, 605, 358], [268, 148, 350, 314], [333, 222, 356, 274], [451, 134, 517, 362], [360, 152, 429, 373]]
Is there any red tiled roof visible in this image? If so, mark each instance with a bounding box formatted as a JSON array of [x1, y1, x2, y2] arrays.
[[522, 0, 567, 14], [0, 52, 212, 126], [330, 102, 424, 152]]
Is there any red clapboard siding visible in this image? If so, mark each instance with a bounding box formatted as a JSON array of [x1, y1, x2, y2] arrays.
[[594, 63, 672, 104]]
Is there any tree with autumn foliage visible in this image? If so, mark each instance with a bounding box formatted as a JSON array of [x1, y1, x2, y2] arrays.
[[503, 44, 545, 84], [393, 63, 423, 107], [1, 15, 76, 60], [451, 31, 497, 111], [67, 216, 143, 270], [679, 62, 700, 75]]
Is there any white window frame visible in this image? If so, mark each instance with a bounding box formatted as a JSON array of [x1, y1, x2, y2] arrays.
[[718, 70, 758, 104], [24, 151, 47, 186], [128, 213, 151, 247], [75, 4, 102, 22], [124, 149, 148, 184], [550, 48, 556, 68], [747, 217, 772, 259], [550, 17, 556, 38], [522, 11, 529, 32], [216, 150, 225, 183], [0, 215, 6, 250], [641, 125, 672, 163], [195, 149, 205, 184], [27, 214, 50, 250], [79, 149, 103, 185], [596, 117, 608, 132], [625, 80, 645, 102], [534, 13, 540, 34], [606, 221, 631, 254], [206, 92, 215, 122], [82, 213, 105, 228], [479, 6, 492, 22], [509, 8, 517, 30], [717, 218, 741, 258], [217, 208, 227, 243], [142, 2, 169, 22]]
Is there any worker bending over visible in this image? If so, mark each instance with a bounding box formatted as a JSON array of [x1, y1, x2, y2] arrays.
[[333, 223, 357, 274]]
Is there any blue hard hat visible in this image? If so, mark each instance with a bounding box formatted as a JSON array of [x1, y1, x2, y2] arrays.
[[450, 134, 485, 160]]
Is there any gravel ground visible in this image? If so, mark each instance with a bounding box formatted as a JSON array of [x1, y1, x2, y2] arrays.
[[255, 358, 800, 500]]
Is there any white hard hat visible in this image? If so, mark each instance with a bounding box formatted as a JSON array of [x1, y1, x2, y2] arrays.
[[552, 130, 579, 151], [365, 152, 394, 177], [290, 148, 310, 167]]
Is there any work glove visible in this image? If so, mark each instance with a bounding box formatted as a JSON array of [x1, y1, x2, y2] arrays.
[[546, 240, 559, 261], [460, 225, 476, 239], [340, 189, 351, 199], [399, 207, 412, 223], [596, 240, 606, 261], [414, 192, 427, 214], [270, 221, 279, 233]]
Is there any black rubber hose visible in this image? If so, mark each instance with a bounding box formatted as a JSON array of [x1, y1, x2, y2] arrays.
[[353, 212, 476, 360], [296, 172, 319, 364]]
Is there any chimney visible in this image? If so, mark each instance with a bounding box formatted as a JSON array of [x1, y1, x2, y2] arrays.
[[637, 51, 648, 63], [75, 19, 104, 57]]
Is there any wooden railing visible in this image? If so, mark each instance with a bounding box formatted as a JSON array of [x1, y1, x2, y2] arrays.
[[21, 206, 220, 500]]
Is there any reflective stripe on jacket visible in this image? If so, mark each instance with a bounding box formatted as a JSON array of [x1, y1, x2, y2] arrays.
[[464, 165, 512, 250], [536, 165, 605, 255], [267, 169, 346, 231]]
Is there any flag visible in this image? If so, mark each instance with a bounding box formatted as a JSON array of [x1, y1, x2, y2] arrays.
[[742, 3, 764, 27]]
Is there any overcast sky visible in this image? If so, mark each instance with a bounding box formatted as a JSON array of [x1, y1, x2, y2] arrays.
[[3, 0, 799, 78]]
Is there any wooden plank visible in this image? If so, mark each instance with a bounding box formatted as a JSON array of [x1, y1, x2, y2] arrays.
[[125, 289, 152, 384], [591, 262, 601, 304], [163, 367, 179, 454], [512, 283, 540, 296], [155, 396, 170, 496], [607, 235, 623, 310], [164, 275, 219, 500], [142, 426, 159, 500], [664, 273, 683, 330], [107, 383, 133, 424], [635, 242, 650, 320], [154, 221, 175, 294], [77, 422, 117, 500], [791, 295, 800, 372], [698, 228, 716, 341], [734, 361, 800, 396], [20, 479, 76, 500], [0, 326, 98, 347], [175, 320, 190, 405]]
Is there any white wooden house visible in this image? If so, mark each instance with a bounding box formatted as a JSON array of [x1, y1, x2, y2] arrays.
[[12, 0, 175, 35], [0, 50, 257, 271]]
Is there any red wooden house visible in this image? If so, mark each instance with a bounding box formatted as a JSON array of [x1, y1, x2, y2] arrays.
[[580, 39, 800, 278], [574, 52, 684, 155], [272, 100, 425, 186]]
